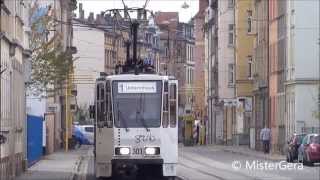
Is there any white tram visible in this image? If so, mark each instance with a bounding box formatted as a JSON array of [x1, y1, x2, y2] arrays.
[[94, 73, 178, 179]]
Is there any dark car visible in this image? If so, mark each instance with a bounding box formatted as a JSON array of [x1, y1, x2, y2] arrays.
[[286, 133, 306, 162], [298, 134, 320, 165]]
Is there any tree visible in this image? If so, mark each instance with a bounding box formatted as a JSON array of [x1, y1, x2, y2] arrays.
[[75, 104, 90, 125], [28, 1, 74, 95]]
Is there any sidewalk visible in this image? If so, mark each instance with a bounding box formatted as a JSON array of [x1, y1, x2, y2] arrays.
[[16, 149, 83, 180], [209, 145, 286, 161]]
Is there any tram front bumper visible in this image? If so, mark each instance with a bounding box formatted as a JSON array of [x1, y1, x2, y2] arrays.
[[112, 158, 163, 165], [112, 158, 164, 176]]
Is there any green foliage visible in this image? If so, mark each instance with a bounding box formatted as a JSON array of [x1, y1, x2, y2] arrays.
[[28, 2, 74, 95], [69, 0, 78, 11]]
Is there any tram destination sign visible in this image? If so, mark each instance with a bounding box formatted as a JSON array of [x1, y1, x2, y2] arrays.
[[118, 82, 157, 93]]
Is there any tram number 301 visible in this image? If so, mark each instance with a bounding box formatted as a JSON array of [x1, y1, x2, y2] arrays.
[[132, 148, 143, 155]]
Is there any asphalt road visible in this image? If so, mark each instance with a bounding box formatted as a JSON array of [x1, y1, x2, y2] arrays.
[[178, 146, 320, 180], [81, 145, 320, 180]]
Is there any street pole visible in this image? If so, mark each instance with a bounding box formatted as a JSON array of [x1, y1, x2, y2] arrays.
[[0, 0, 3, 167], [65, 73, 69, 152]]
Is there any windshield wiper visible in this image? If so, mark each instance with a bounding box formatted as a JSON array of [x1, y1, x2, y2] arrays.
[[117, 102, 129, 132], [136, 94, 150, 132]]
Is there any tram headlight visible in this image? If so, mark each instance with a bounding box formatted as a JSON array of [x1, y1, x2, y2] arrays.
[[145, 147, 160, 155], [115, 147, 130, 155]]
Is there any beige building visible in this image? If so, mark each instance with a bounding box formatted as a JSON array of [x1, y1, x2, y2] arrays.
[[0, 0, 31, 178], [234, 0, 254, 146]]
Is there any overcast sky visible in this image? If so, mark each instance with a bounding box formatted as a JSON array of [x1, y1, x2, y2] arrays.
[[77, 0, 199, 22]]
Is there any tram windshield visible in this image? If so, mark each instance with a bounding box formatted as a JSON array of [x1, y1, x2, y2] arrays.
[[112, 80, 162, 128]]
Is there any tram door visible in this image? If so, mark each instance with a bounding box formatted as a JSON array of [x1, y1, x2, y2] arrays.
[[162, 79, 178, 164], [168, 79, 178, 161], [95, 80, 114, 177]]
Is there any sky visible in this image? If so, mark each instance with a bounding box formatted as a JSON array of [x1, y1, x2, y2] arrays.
[[77, 0, 199, 22]]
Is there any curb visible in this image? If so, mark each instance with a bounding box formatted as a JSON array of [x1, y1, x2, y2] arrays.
[[222, 148, 285, 161]]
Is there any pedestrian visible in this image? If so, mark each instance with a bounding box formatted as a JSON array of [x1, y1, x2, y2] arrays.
[[260, 125, 271, 154]]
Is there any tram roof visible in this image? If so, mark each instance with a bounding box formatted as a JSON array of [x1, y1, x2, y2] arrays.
[[102, 74, 175, 81]]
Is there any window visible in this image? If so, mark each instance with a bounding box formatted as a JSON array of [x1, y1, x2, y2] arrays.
[[228, 24, 234, 45], [165, 47, 168, 57], [228, 64, 234, 84], [106, 81, 113, 127], [112, 81, 162, 128], [169, 83, 177, 128], [85, 126, 94, 133], [96, 83, 106, 126], [186, 68, 189, 84], [228, 0, 234, 8], [248, 56, 253, 79], [190, 68, 194, 84], [191, 47, 194, 61], [163, 81, 169, 128], [247, 10, 253, 33], [187, 45, 189, 61]]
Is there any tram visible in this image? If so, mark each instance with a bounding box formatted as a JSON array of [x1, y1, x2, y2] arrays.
[[93, 73, 178, 179]]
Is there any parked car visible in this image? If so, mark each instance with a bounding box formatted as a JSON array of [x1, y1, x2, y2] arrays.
[[298, 134, 320, 165], [73, 125, 94, 146], [286, 133, 306, 162]]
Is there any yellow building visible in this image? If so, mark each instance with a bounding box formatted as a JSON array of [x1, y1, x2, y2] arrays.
[[234, 0, 254, 145], [104, 30, 129, 74]]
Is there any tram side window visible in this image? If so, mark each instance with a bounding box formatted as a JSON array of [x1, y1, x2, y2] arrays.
[[96, 83, 106, 127], [106, 81, 113, 128], [162, 82, 169, 128], [169, 84, 177, 128]]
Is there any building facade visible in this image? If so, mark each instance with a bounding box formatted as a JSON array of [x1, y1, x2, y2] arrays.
[[269, 0, 287, 153], [285, 0, 320, 139], [72, 18, 105, 108], [0, 0, 31, 178], [234, 0, 254, 146], [193, 0, 208, 126], [177, 22, 195, 118], [252, 0, 269, 151]]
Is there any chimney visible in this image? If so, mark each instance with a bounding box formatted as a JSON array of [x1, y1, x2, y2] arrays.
[[99, 12, 106, 25], [79, 3, 84, 20], [199, 0, 209, 12], [96, 14, 101, 24], [88, 12, 94, 24]]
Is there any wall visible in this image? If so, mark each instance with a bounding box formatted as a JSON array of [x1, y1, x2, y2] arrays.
[[73, 25, 105, 107], [217, 0, 235, 99], [292, 1, 319, 80], [1, 0, 30, 178]]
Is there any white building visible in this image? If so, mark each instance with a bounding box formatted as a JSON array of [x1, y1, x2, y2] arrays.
[[0, 0, 31, 178], [285, 0, 320, 137], [73, 21, 105, 107]]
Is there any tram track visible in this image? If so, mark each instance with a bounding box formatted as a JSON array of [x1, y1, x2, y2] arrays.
[[178, 163, 226, 180]]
